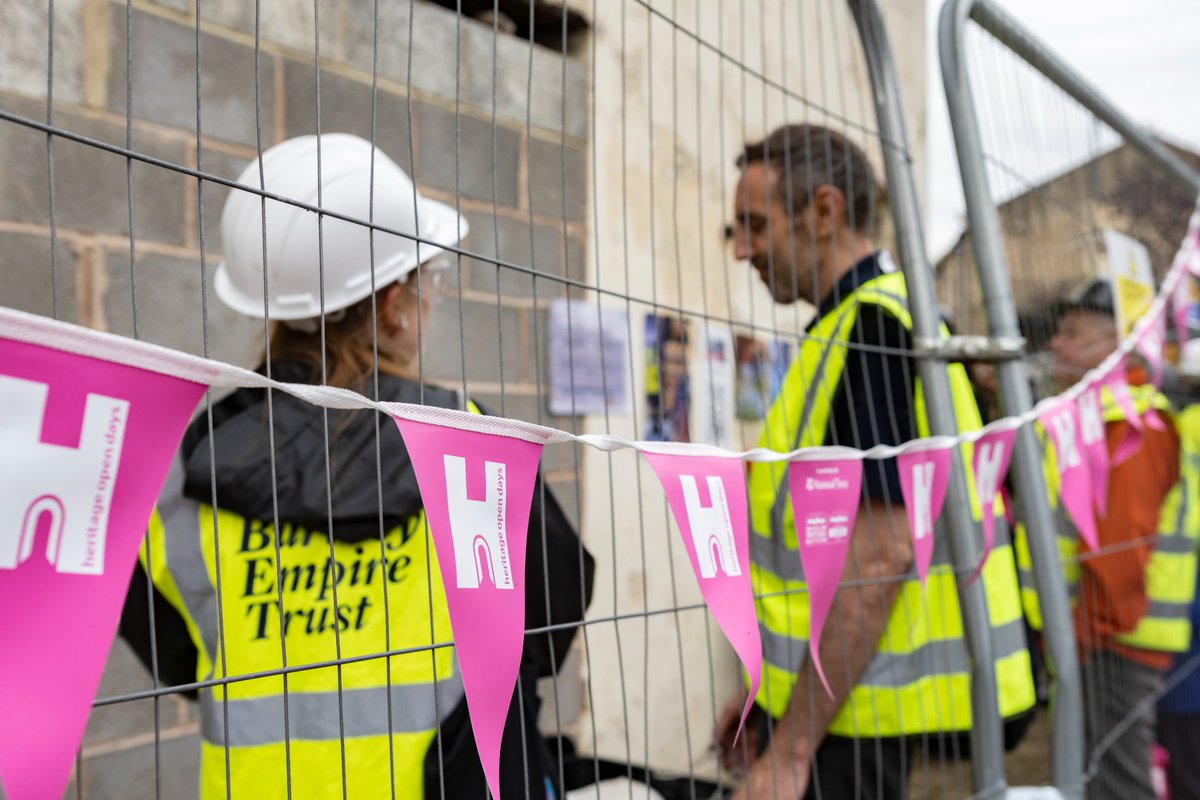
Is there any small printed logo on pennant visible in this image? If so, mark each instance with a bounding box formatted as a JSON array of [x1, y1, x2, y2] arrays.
[[679, 474, 741, 578], [0, 377, 129, 576], [443, 455, 514, 590], [643, 453, 761, 744]]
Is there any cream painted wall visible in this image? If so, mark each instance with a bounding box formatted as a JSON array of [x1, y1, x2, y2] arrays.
[[571, 0, 927, 776]]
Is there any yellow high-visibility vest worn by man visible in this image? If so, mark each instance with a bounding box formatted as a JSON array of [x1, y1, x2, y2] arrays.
[[713, 124, 1035, 800]]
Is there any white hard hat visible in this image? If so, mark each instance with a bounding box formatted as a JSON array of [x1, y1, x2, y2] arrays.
[[215, 133, 467, 320]]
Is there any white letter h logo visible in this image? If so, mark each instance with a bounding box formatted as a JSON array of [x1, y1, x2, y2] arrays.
[[443, 455, 514, 590], [679, 475, 741, 578], [910, 462, 935, 541], [0, 376, 129, 575]]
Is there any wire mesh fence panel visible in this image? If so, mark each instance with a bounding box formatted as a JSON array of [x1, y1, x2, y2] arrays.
[[939, 2, 1200, 799], [0, 1, 1046, 799]]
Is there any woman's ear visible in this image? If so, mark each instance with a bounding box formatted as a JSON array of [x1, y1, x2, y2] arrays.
[[378, 283, 407, 335]]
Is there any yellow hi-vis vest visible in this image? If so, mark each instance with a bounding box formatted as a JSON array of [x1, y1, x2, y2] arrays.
[[748, 271, 1035, 737], [1016, 390, 1200, 653], [140, 405, 483, 799]]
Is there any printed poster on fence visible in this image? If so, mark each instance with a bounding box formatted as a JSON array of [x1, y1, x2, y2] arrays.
[[690, 325, 735, 449], [645, 315, 692, 442], [547, 299, 630, 417], [0, 335, 206, 800]]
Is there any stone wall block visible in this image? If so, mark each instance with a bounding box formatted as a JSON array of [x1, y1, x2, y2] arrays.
[[0, 230, 80, 321], [527, 137, 586, 221], [282, 60, 414, 172], [420, 298, 521, 385], [413, 99, 520, 207], [0, 0, 85, 106], [462, 210, 561, 297], [0, 95, 189, 246], [81, 733, 201, 800], [104, 250, 263, 366], [107, 9, 275, 150]]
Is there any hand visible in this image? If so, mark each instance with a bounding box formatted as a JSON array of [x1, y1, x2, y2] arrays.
[[712, 690, 761, 772], [729, 739, 809, 800]]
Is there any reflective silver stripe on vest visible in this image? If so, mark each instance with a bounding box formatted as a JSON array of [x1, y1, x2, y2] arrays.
[[753, 518, 1011, 583], [1154, 533, 1197, 555], [760, 617, 1027, 688], [200, 671, 466, 746], [159, 454, 222, 661], [1146, 599, 1193, 621]]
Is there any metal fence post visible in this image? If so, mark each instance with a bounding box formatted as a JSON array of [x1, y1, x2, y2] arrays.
[[938, 3, 1083, 796], [849, 2, 1008, 796], [940, 2, 1200, 796]]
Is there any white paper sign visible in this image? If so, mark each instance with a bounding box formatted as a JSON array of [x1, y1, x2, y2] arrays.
[[548, 299, 631, 416], [1103, 230, 1156, 337]]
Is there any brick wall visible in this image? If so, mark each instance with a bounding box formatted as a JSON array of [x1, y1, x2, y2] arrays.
[[0, 1, 588, 796]]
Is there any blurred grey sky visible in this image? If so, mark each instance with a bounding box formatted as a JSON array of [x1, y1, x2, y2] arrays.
[[925, 0, 1200, 260]]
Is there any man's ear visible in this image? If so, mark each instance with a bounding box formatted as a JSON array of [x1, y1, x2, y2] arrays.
[[810, 185, 847, 238]]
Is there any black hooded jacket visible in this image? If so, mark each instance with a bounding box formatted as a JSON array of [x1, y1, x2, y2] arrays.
[[120, 361, 595, 798]]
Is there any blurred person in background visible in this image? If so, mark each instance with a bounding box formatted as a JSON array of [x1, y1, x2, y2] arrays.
[[119, 133, 594, 800], [714, 123, 1035, 800], [1024, 278, 1197, 800]]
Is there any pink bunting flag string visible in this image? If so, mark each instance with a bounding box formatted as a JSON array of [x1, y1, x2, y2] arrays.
[[897, 446, 952, 589], [643, 452, 763, 744], [969, 427, 1017, 583], [393, 418, 543, 800], [787, 458, 863, 699], [0, 337, 206, 800]]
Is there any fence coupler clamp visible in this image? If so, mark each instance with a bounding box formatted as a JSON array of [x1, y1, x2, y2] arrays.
[[912, 334, 1026, 362]]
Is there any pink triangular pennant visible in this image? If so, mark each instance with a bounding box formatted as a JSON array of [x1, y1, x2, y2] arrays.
[[1137, 310, 1167, 389], [0, 338, 206, 800], [1103, 367, 1147, 464], [643, 452, 762, 744], [393, 417, 542, 800], [969, 427, 1016, 583], [1039, 400, 1099, 552], [1000, 485, 1016, 528], [1172, 273, 1194, 353], [786, 457, 863, 699], [896, 446, 951, 589], [1076, 384, 1111, 518]]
